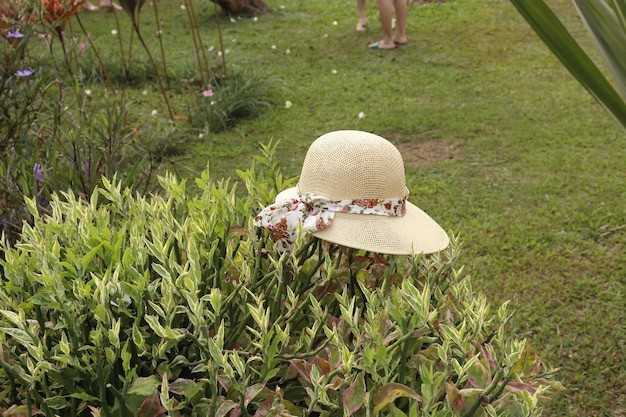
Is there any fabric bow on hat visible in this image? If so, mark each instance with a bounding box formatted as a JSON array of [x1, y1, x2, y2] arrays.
[[254, 192, 407, 252]]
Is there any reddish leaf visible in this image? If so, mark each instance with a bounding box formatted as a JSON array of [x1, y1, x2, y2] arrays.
[[168, 378, 195, 396], [245, 383, 266, 407], [467, 361, 491, 388], [41, 0, 82, 28], [506, 381, 538, 396], [253, 399, 271, 417], [316, 356, 331, 374], [480, 344, 496, 371], [217, 374, 232, 391], [445, 382, 464, 411], [137, 391, 166, 417], [343, 373, 366, 415], [372, 252, 389, 266], [289, 359, 312, 383], [373, 383, 421, 414], [214, 400, 239, 417], [511, 341, 539, 375], [2, 405, 44, 416]]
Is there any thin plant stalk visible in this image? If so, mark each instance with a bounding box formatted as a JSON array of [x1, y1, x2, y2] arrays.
[[152, 0, 170, 87], [214, 1, 227, 81], [130, 18, 174, 119], [51, 24, 73, 77], [66, 20, 81, 75], [127, 24, 135, 75], [74, 14, 117, 93], [188, 0, 212, 84], [110, 6, 129, 82], [184, 0, 211, 89]]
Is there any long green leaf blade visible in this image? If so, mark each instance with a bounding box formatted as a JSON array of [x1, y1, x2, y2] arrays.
[[509, 0, 626, 130], [574, 0, 626, 98]]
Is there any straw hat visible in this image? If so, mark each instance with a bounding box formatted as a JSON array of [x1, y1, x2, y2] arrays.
[[256, 130, 449, 255]]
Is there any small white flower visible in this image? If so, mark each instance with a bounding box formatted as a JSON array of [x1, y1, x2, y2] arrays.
[[253, 16, 258, 22], [358, 112, 366, 119], [208, 46, 215, 52], [142, 90, 148, 95], [198, 133, 204, 139], [111, 29, 118, 36], [332, 69, 338, 74], [217, 51, 222, 56], [156, 30, 162, 37], [151, 109, 158, 116], [210, 101, 216, 106], [333, 21, 338, 26], [324, 33, 329, 38], [224, 48, 230, 54], [85, 89, 91, 96], [285, 48, 291, 55], [271, 45, 277, 50], [280, 5, 285, 9], [285, 100, 293, 109], [230, 17, 236, 23], [180, 4, 185, 9]]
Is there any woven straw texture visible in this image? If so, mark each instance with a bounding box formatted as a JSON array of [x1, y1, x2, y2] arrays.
[[276, 130, 449, 255], [297, 131, 406, 200]]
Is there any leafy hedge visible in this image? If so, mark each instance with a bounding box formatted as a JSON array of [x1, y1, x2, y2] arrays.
[[0, 144, 560, 416]]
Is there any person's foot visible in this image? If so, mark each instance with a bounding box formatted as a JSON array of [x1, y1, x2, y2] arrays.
[[82, 1, 99, 11], [100, 1, 123, 11], [393, 37, 408, 46], [369, 40, 396, 50], [356, 20, 367, 32]]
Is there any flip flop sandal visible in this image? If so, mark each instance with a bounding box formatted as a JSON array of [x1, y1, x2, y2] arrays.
[[369, 41, 395, 51]]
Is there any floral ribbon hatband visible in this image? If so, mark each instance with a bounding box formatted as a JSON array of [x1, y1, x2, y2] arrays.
[[254, 192, 407, 252]]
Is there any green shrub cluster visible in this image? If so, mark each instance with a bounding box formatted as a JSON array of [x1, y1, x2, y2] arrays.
[[0, 145, 560, 416]]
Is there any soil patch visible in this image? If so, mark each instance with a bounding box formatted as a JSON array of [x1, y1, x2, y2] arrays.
[[395, 139, 459, 168]]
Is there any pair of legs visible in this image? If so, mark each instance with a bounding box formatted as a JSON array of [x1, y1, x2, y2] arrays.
[[371, 0, 408, 50], [82, 0, 122, 11]]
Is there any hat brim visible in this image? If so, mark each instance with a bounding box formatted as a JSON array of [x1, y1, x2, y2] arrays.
[[275, 187, 449, 255]]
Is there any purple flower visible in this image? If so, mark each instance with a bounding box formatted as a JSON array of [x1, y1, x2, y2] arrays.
[[15, 66, 35, 77], [7, 27, 24, 39], [33, 163, 45, 182], [202, 89, 214, 97]]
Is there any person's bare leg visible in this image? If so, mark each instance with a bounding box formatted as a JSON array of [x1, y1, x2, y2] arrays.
[[393, 0, 408, 44], [356, 0, 367, 31], [371, 0, 395, 49]]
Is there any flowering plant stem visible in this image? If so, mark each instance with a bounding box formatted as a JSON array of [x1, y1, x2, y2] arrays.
[[214, 1, 228, 82], [184, 0, 211, 89], [151, 0, 169, 88], [131, 19, 174, 119], [74, 14, 116, 92]]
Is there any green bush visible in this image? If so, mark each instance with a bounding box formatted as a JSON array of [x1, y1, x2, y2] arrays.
[[192, 69, 275, 133], [0, 144, 560, 417]]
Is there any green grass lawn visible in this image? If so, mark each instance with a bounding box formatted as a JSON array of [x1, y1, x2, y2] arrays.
[[72, 0, 625, 414]]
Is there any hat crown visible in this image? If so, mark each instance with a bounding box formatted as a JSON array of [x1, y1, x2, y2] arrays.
[[298, 131, 406, 200]]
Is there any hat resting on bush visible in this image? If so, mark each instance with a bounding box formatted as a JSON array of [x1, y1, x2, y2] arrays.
[[254, 130, 449, 254]]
